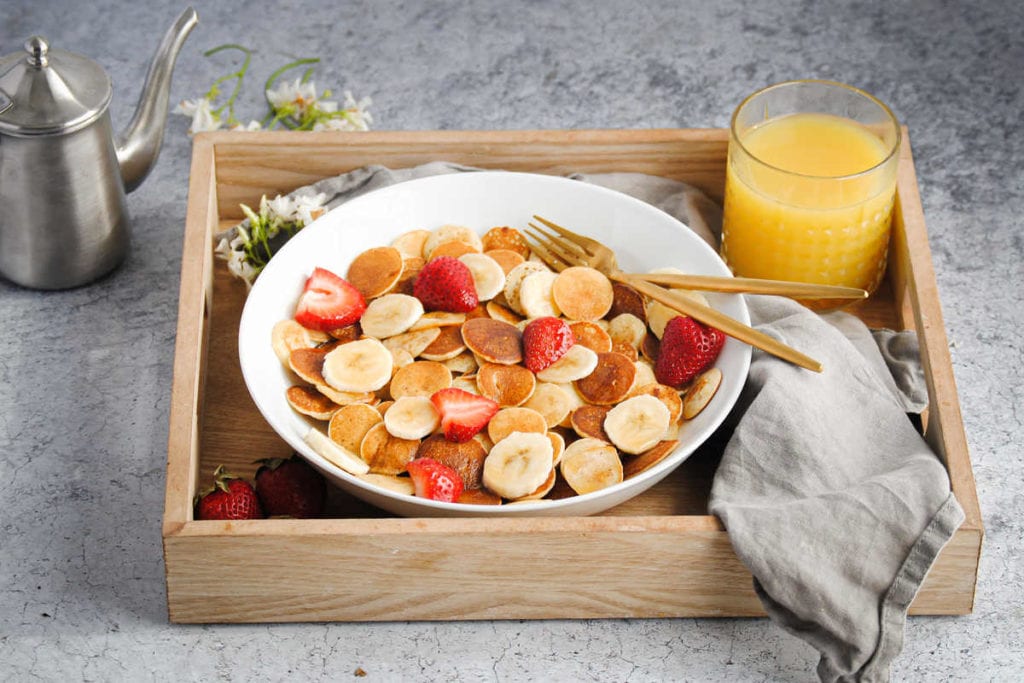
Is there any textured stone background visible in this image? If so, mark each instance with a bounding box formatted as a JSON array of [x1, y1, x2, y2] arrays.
[[1, 0, 1021, 680]]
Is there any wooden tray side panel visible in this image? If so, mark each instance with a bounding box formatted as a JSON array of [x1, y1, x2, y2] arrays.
[[165, 522, 762, 623], [163, 137, 218, 534], [208, 129, 730, 220]]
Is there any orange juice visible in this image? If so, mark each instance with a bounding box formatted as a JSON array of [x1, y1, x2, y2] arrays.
[[721, 111, 898, 295]]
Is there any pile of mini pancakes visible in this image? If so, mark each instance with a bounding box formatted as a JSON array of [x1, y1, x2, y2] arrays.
[[272, 223, 723, 506]]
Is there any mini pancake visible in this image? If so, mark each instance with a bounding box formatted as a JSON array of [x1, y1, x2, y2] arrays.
[[419, 325, 467, 361], [442, 351, 478, 375], [329, 402, 384, 453], [628, 361, 658, 397], [388, 360, 453, 399], [381, 327, 441, 359], [512, 468, 557, 501], [418, 433, 488, 489], [326, 323, 361, 343], [346, 246, 404, 299], [476, 362, 536, 407], [461, 317, 523, 365], [551, 266, 614, 321], [288, 346, 333, 385], [484, 248, 526, 275], [375, 400, 394, 417], [423, 224, 483, 258], [611, 340, 639, 362], [641, 333, 660, 362], [286, 385, 340, 420], [429, 239, 479, 260], [408, 311, 466, 331], [570, 405, 612, 442], [390, 229, 431, 259], [569, 321, 613, 353], [547, 430, 565, 466], [482, 226, 531, 257], [682, 367, 722, 420], [466, 304, 489, 320], [635, 382, 684, 424], [621, 439, 679, 478], [486, 406, 548, 444], [608, 282, 647, 322], [545, 473, 577, 500], [485, 300, 523, 325], [389, 256, 425, 296], [359, 422, 420, 475], [522, 382, 573, 429], [574, 352, 637, 405], [457, 488, 503, 505]]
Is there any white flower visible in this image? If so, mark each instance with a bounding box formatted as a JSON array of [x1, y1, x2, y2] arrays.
[[312, 92, 373, 132], [266, 195, 296, 222], [174, 97, 222, 135], [293, 192, 328, 225], [230, 120, 263, 131], [266, 78, 322, 117]]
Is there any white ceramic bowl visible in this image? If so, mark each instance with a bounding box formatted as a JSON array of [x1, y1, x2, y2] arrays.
[[239, 171, 750, 517]]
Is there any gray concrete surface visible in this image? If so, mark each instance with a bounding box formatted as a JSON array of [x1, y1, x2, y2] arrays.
[[1, 0, 1021, 680]]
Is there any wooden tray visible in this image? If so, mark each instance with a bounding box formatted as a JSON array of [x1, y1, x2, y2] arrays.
[[162, 129, 982, 623]]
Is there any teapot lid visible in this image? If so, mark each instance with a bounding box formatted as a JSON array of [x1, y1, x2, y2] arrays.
[[0, 36, 112, 137]]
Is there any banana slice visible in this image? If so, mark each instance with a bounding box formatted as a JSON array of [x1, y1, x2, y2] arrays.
[[535, 344, 598, 383], [359, 293, 425, 339], [271, 319, 323, 366], [390, 229, 431, 259], [458, 252, 506, 302], [503, 261, 549, 315], [384, 395, 441, 440], [408, 311, 466, 331], [646, 301, 681, 340], [634, 382, 684, 424], [518, 270, 561, 319], [607, 313, 647, 349], [559, 437, 623, 495], [381, 327, 441, 359], [628, 360, 658, 397], [357, 472, 416, 496], [423, 224, 483, 259], [304, 427, 370, 475], [682, 367, 723, 420], [603, 394, 671, 455], [321, 338, 394, 393], [512, 468, 557, 502], [482, 431, 555, 499]]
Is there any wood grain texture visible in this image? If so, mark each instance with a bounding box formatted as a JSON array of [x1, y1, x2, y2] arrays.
[[164, 128, 981, 622]]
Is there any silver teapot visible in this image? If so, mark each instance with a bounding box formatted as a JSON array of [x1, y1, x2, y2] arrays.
[[0, 7, 198, 289]]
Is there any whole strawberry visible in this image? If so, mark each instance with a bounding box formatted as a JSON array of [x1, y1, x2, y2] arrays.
[[654, 316, 725, 388], [254, 454, 326, 518], [522, 316, 574, 372], [413, 256, 479, 313], [195, 465, 264, 520]]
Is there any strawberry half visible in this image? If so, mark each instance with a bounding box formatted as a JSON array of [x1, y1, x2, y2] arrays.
[[194, 466, 264, 520], [294, 267, 367, 332], [254, 453, 326, 518], [522, 316, 575, 373], [406, 457, 465, 502], [654, 316, 725, 388], [430, 387, 499, 443], [412, 256, 479, 313]]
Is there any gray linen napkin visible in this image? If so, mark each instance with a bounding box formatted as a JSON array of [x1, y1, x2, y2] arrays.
[[222, 163, 964, 682]]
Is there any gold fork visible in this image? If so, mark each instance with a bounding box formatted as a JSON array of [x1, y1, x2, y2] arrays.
[[526, 215, 823, 372]]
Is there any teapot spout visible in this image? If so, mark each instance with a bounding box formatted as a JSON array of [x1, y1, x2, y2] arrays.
[[116, 7, 198, 193]]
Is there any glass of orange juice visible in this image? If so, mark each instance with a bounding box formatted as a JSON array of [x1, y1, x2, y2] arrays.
[[721, 80, 900, 303]]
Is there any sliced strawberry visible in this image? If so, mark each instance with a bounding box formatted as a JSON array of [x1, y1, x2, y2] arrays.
[[654, 316, 725, 388], [406, 457, 465, 502], [294, 267, 367, 332], [522, 316, 575, 373], [412, 256, 478, 313], [430, 387, 499, 443]]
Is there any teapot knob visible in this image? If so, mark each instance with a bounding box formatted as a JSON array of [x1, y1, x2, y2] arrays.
[[24, 36, 49, 67]]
